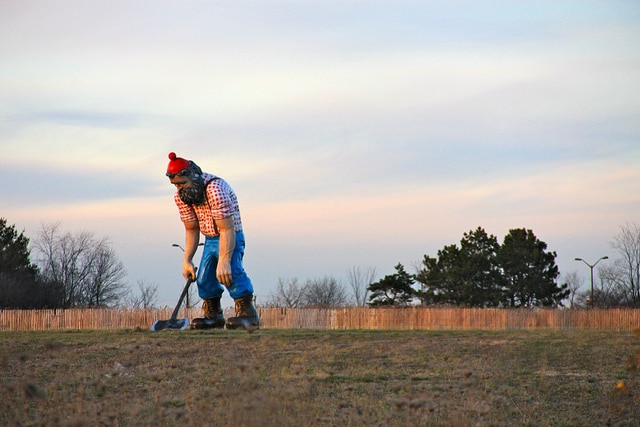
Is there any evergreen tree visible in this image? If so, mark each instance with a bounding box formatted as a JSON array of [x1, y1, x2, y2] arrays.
[[0, 218, 38, 279], [497, 228, 568, 307], [458, 227, 503, 306], [415, 227, 502, 307], [367, 263, 415, 306], [0, 218, 60, 308], [415, 227, 567, 308], [415, 244, 461, 305]]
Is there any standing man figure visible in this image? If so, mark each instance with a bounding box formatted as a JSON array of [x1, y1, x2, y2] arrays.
[[166, 152, 259, 330]]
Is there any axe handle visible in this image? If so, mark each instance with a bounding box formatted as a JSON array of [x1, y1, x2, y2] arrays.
[[170, 269, 196, 320]]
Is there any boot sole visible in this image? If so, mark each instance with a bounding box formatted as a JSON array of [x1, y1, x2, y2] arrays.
[[190, 318, 226, 330], [226, 318, 260, 333]]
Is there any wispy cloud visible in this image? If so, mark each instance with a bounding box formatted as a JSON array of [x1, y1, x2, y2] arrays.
[[1, 0, 638, 304], [19, 110, 141, 128]]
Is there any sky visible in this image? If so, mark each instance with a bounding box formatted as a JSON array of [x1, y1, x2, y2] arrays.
[[1, 0, 639, 308]]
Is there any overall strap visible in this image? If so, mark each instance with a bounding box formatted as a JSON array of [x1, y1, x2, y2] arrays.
[[204, 177, 221, 235], [205, 176, 220, 186]]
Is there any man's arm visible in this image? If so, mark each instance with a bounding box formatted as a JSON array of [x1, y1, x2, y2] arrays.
[[182, 220, 200, 281], [215, 216, 236, 287]]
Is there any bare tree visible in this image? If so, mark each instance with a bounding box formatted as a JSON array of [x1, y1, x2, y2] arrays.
[[84, 244, 127, 307], [610, 222, 640, 307], [345, 265, 376, 307], [266, 277, 307, 308], [33, 223, 128, 307], [127, 280, 159, 309], [562, 271, 583, 308], [302, 276, 348, 308], [34, 223, 91, 307], [593, 264, 628, 307]]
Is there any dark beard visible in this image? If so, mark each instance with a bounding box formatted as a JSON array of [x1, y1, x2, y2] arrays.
[[178, 178, 206, 205]]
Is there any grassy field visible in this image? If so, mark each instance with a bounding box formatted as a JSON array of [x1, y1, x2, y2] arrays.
[[1, 328, 639, 426]]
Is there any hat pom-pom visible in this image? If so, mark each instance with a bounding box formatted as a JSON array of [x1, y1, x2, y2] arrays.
[[168, 152, 177, 160]]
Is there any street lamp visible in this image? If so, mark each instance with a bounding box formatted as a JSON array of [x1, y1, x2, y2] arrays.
[[574, 256, 608, 308], [171, 243, 203, 252]]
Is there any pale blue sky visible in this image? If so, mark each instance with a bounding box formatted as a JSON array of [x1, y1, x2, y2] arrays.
[[1, 0, 638, 306]]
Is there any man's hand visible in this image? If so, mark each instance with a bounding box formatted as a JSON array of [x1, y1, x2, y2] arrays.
[[217, 261, 233, 287], [182, 261, 197, 281], [215, 216, 236, 288]]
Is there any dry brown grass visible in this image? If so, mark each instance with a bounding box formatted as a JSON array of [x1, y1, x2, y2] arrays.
[[1, 328, 639, 426]]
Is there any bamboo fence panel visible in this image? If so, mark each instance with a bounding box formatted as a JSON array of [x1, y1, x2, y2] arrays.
[[1, 308, 640, 331]]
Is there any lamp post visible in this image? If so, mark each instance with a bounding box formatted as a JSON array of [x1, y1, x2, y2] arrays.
[[574, 256, 608, 308], [171, 243, 203, 251]]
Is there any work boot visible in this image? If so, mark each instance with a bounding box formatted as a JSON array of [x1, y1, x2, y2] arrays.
[[226, 295, 259, 330], [190, 298, 225, 329]]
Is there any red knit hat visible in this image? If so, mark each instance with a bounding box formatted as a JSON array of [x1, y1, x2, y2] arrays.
[[166, 152, 190, 176]]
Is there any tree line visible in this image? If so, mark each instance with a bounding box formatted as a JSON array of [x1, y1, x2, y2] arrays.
[[369, 227, 567, 307], [2, 217, 639, 310], [0, 219, 157, 309], [268, 225, 640, 309]]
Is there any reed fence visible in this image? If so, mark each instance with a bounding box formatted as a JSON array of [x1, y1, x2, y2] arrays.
[[1, 307, 640, 331]]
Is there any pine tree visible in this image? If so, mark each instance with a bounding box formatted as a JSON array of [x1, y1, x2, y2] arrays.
[[0, 218, 43, 308], [415, 227, 503, 307], [0, 218, 37, 278], [367, 263, 415, 306], [497, 228, 568, 307]]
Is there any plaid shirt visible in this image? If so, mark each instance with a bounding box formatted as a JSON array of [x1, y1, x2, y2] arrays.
[[174, 172, 243, 237]]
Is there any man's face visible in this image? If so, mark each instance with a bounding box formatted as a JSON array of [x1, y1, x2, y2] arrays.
[[170, 174, 206, 205], [170, 175, 192, 191]]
